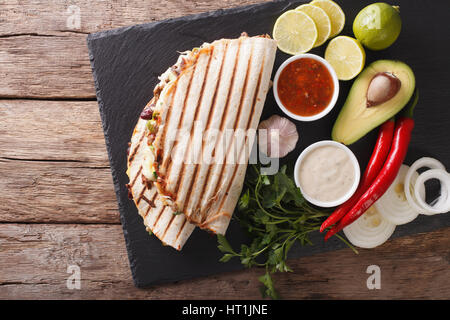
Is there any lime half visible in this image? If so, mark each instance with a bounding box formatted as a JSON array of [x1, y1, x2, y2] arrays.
[[325, 36, 366, 80]]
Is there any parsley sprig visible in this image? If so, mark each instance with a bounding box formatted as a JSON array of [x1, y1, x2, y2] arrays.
[[217, 165, 357, 299]]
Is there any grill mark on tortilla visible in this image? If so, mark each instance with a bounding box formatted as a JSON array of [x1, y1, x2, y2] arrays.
[[175, 219, 188, 241], [129, 165, 143, 188], [206, 41, 253, 216], [155, 81, 178, 177], [246, 55, 265, 133], [183, 42, 229, 217], [157, 59, 199, 202], [135, 185, 147, 205], [128, 131, 145, 165], [160, 209, 176, 239], [215, 55, 266, 216], [165, 55, 200, 193], [143, 192, 158, 218], [142, 195, 155, 208], [198, 39, 242, 223], [153, 206, 167, 229], [144, 205, 151, 218], [174, 48, 214, 197]]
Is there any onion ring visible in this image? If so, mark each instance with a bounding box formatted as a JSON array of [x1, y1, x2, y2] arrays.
[[414, 169, 450, 215], [343, 206, 396, 249], [404, 157, 446, 215]]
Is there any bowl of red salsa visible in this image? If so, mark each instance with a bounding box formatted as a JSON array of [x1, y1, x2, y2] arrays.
[[273, 54, 339, 122]]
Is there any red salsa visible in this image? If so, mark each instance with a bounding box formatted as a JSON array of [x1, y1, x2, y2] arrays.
[[277, 58, 334, 117]]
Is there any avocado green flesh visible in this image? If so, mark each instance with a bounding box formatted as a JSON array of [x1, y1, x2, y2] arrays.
[[332, 60, 415, 145]]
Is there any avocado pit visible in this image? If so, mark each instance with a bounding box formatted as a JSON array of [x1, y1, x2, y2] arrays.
[[366, 72, 401, 107], [332, 60, 415, 145]]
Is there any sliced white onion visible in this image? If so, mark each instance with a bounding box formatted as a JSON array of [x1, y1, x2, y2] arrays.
[[404, 157, 446, 215], [375, 165, 423, 225], [413, 169, 450, 215], [343, 206, 396, 249]]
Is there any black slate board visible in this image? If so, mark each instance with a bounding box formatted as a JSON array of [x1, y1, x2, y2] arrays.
[[87, 0, 450, 287]]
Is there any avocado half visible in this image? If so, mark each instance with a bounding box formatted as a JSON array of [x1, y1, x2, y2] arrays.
[[332, 60, 415, 145]]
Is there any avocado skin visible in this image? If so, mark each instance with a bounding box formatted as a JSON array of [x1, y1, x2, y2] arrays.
[[332, 60, 415, 145]]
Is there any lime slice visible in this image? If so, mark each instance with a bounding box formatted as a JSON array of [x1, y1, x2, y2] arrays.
[[325, 36, 366, 80], [273, 10, 318, 55], [310, 0, 345, 38], [296, 4, 331, 47]]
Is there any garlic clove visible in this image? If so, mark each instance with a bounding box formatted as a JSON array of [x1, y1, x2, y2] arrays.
[[258, 115, 299, 158]]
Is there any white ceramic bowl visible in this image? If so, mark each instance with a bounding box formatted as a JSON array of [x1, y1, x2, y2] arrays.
[[294, 140, 360, 208], [273, 53, 339, 122]]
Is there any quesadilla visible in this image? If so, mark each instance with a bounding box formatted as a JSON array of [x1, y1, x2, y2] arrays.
[[127, 33, 277, 250]]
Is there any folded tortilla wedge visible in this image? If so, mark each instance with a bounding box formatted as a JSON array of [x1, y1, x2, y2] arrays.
[[127, 33, 277, 250]]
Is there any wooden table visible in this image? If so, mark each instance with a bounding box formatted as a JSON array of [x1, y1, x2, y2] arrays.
[[0, 0, 448, 300]]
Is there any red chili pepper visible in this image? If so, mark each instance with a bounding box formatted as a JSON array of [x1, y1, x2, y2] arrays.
[[325, 90, 418, 241], [320, 119, 395, 233]]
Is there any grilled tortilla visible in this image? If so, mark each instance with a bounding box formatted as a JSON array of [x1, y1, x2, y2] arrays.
[[127, 117, 195, 251], [127, 33, 277, 250]]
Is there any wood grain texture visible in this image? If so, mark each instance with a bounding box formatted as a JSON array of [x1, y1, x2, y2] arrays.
[[0, 0, 264, 99], [0, 0, 264, 35], [0, 223, 448, 299], [0, 35, 95, 99], [0, 100, 108, 163], [0, 100, 107, 163], [0, 100, 118, 223], [0, 158, 118, 223]]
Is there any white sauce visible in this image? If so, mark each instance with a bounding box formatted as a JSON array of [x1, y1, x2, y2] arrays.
[[297, 145, 355, 202]]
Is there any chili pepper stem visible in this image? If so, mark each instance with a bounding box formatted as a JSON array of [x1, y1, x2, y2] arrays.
[[401, 89, 419, 119]]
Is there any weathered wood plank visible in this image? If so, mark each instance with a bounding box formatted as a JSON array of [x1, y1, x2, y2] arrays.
[[0, 35, 95, 99], [0, 0, 265, 99], [0, 100, 107, 164], [0, 0, 264, 36], [0, 159, 118, 223], [0, 100, 118, 223], [0, 223, 448, 299]]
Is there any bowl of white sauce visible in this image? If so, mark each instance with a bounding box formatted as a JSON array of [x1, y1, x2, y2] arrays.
[[294, 140, 360, 207]]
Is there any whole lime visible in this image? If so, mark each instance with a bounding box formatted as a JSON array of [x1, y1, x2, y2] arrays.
[[353, 3, 401, 51]]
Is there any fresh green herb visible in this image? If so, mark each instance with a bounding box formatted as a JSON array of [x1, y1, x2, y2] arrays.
[[153, 171, 158, 179], [217, 164, 357, 299], [173, 211, 183, 216], [148, 229, 153, 236]]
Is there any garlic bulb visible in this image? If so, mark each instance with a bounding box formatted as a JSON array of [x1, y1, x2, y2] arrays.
[[258, 115, 299, 158]]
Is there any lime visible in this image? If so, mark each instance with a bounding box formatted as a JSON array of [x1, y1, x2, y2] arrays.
[[353, 3, 402, 50], [310, 0, 345, 38], [273, 10, 318, 55], [325, 36, 366, 80], [296, 4, 331, 47]]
